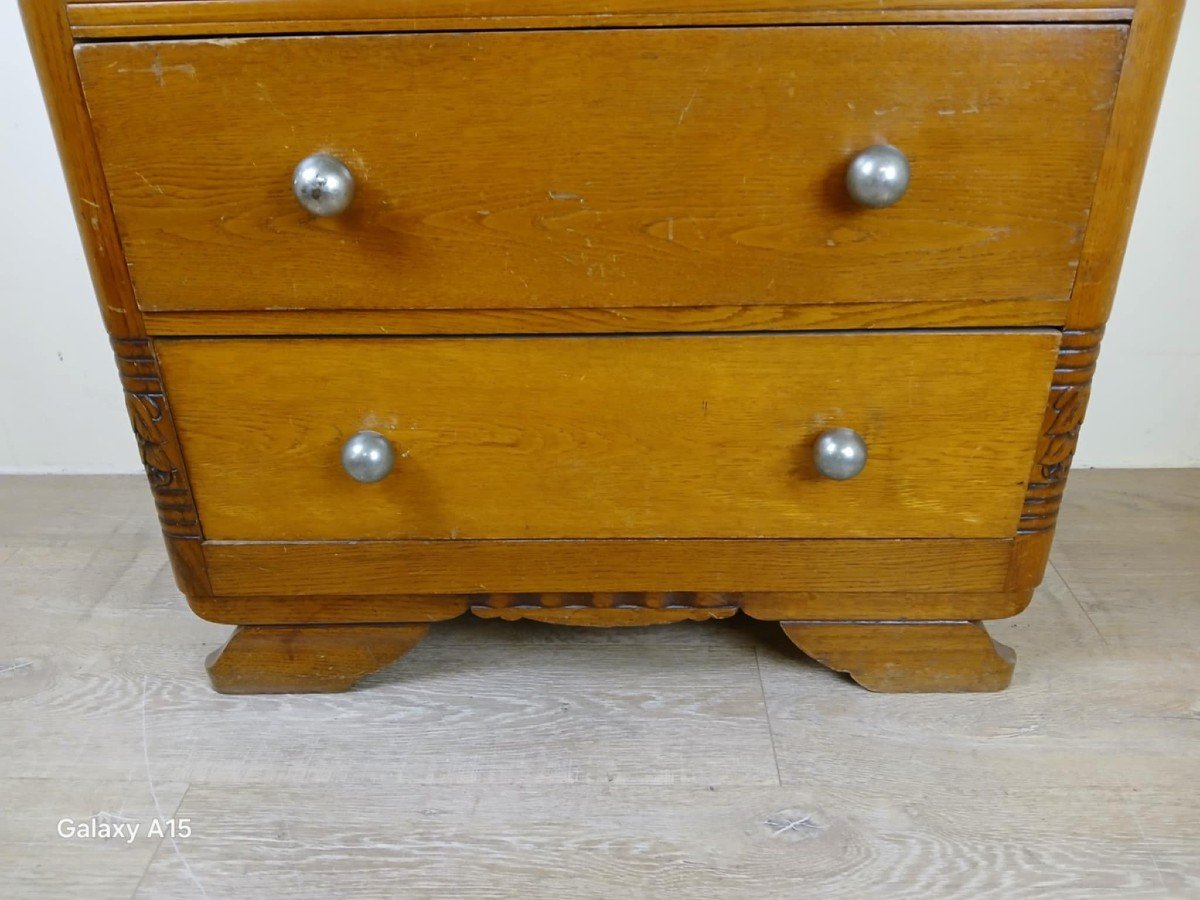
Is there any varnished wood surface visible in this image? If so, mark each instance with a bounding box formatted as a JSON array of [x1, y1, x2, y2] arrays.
[[471, 605, 739, 626], [205, 623, 429, 693], [20, 2, 213, 607], [156, 332, 1059, 541], [110, 338, 209, 596], [77, 26, 1124, 316], [63, 0, 1138, 40], [205, 606, 1023, 689], [2, 471, 1198, 893], [1068, 0, 1187, 330], [18, 0, 141, 337], [190, 589, 1032, 625], [739, 589, 1033, 621], [141, 297, 1072, 336], [189, 593, 472, 625], [203, 537, 1015, 595], [1007, 326, 1105, 592], [780, 620, 1015, 691]]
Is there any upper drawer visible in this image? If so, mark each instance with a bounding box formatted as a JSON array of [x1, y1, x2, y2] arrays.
[[76, 25, 1125, 316]]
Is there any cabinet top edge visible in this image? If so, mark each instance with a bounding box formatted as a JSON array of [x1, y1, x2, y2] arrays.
[[62, 0, 1136, 41]]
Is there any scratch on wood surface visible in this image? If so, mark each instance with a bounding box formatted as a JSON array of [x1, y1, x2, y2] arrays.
[[135, 172, 165, 195], [142, 676, 208, 897], [678, 87, 700, 124], [764, 811, 827, 839], [119, 51, 195, 87], [255, 82, 289, 121]]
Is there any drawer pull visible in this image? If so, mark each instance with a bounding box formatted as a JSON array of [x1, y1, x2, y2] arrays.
[[292, 153, 356, 217], [341, 430, 395, 483], [845, 144, 910, 209], [813, 428, 868, 481]]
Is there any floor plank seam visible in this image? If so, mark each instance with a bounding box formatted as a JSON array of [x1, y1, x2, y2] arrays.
[[752, 646, 784, 788], [1049, 558, 1111, 649], [3, 472, 1199, 893], [140, 675, 207, 899], [1123, 789, 1171, 895]]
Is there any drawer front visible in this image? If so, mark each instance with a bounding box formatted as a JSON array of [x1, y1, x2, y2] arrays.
[[78, 26, 1124, 315], [156, 332, 1058, 541]]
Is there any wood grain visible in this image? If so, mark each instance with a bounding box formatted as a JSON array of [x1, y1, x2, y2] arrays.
[[3, 472, 1199, 894], [471, 605, 738, 626], [205, 623, 430, 693], [189, 594, 471, 625], [1045, 469, 1200, 654], [20, 6, 212, 599], [202, 538, 1015, 596], [142, 297, 1072, 337], [76, 26, 1125, 315], [16, 0, 1184, 701], [128, 777, 1190, 897], [156, 332, 1059, 541], [64, 1, 1139, 40], [1007, 326, 1104, 591], [780, 620, 1016, 691], [0, 510, 783, 782], [110, 337, 210, 597], [757, 563, 1199, 895], [739, 589, 1033, 621], [0, 779, 189, 898], [189, 589, 1029, 625]]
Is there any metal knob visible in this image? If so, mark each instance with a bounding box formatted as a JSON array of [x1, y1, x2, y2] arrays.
[[292, 153, 355, 217], [341, 431, 395, 483], [845, 144, 910, 209], [813, 428, 868, 481]]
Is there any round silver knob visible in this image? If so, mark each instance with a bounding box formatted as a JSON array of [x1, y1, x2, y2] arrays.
[[292, 153, 355, 217], [845, 144, 910, 209], [341, 431, 395, 483], [813, 428, 868, 481]]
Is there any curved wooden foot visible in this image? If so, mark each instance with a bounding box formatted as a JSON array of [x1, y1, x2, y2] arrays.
[[205, 624, 429, 694], [779, 621, 1015, 693]]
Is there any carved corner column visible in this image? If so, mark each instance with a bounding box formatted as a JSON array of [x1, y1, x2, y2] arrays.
[[112, 338, 210, 596], [1008, 327, 1102, 592], [1011, 0, 1190, 591]]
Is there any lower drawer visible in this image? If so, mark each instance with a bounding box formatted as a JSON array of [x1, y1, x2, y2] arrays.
[[156, 331, 1058, 541]]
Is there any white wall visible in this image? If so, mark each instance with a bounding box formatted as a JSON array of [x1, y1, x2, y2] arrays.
[[1, 4, 1197, 472], [1082, 3, 1200, 467]]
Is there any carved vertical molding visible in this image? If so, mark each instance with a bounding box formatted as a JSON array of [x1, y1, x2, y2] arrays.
[[112, 338, 210, 595], [1008, 327, 1103, 592], [1019, 327, 1103, 536]]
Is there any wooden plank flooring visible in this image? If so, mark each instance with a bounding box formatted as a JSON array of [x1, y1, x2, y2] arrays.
[[0, 471, 1197, 897]]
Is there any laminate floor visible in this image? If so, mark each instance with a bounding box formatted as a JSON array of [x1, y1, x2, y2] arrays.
[[0, 471, 1196, 898]]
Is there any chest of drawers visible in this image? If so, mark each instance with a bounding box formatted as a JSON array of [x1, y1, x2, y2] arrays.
[[23, 0, 1183, 693]]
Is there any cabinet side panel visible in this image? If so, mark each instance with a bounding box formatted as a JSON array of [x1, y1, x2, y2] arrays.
[[19, 0, 140, 338], [1010, 0, 1185, 591], [21, 1, 210, 594]]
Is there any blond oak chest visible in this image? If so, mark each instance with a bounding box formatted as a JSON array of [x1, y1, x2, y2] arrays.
[[23, 0, 1183, 693]]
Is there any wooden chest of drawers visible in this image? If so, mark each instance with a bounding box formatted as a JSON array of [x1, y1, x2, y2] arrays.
[[23, 0, 1183, 693]]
